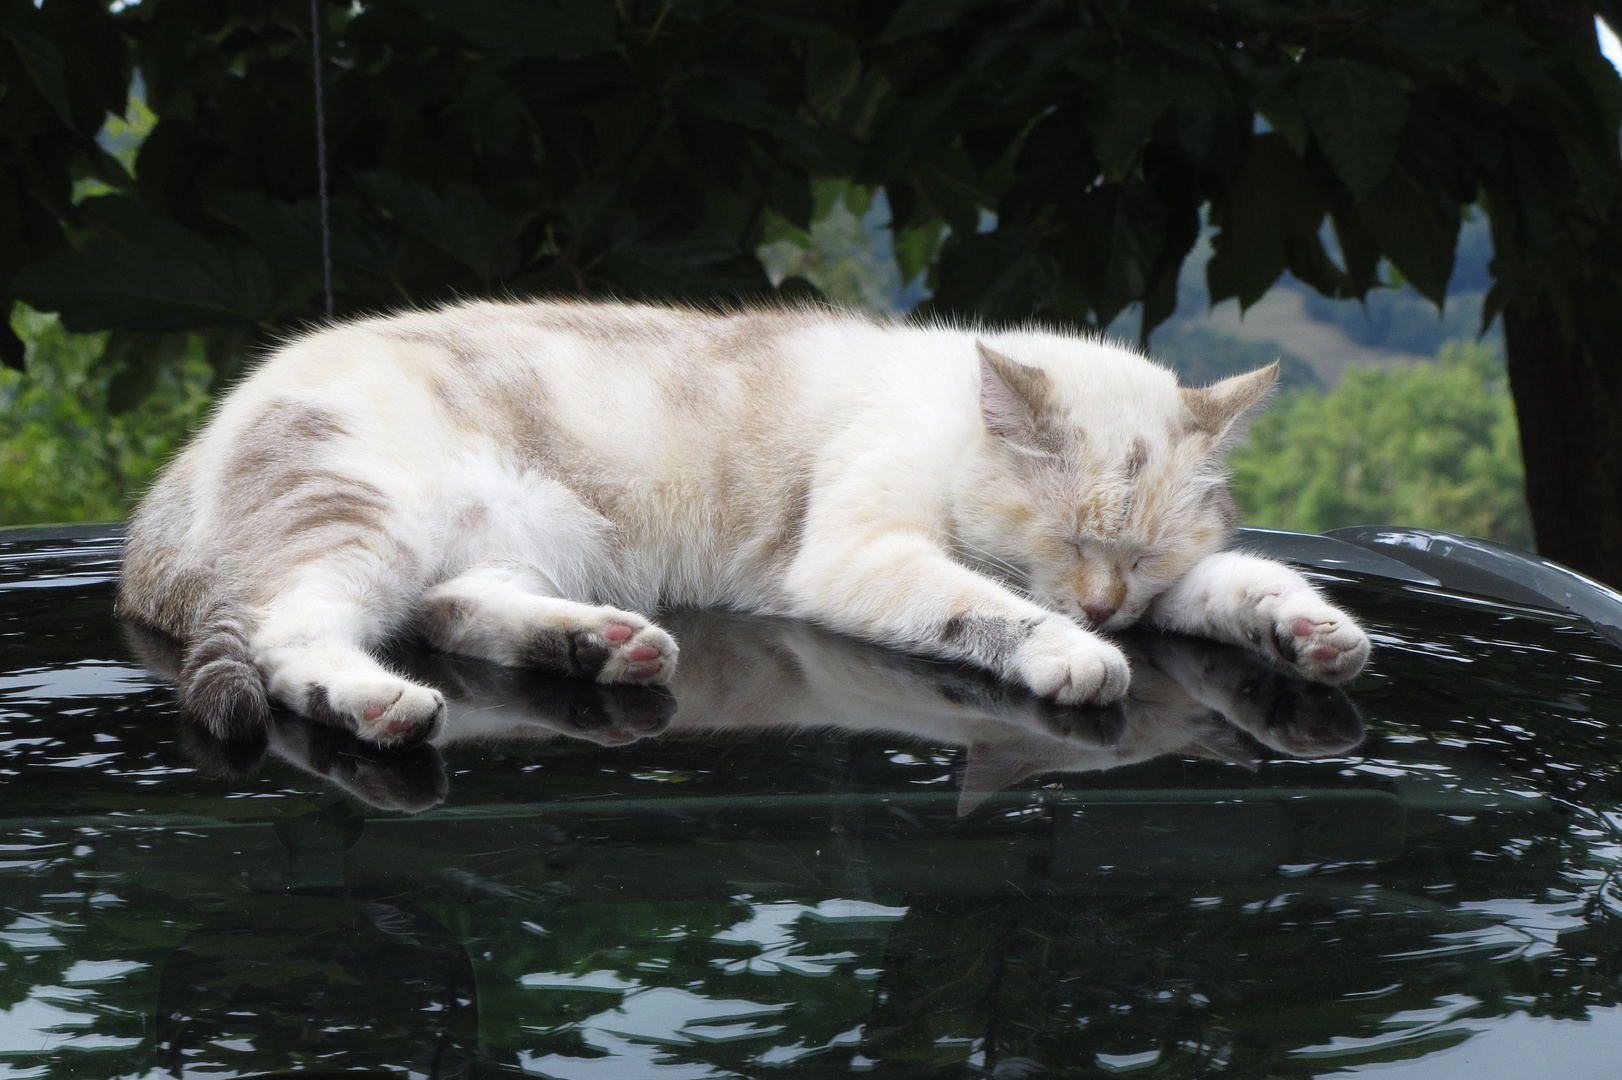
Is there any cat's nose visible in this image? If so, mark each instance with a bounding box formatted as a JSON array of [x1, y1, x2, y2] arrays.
[[1082, 604, 1117, 628]]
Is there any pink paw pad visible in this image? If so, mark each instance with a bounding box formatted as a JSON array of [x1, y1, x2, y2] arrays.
[[362, 703, 386, 723], [386, 718, 415, 735], [1290, 617, 1341, 661], [603, 623, 636, 643]]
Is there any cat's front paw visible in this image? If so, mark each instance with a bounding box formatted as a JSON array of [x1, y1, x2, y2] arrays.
[[1267, 595, 1370, 684], [1012, 621, 1131, 705]]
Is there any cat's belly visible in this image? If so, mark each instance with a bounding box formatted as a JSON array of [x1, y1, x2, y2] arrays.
[[425, 455, 799, 613]]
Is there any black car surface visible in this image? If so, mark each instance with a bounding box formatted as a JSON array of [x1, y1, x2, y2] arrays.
[[2, 523, 1621, 1078]]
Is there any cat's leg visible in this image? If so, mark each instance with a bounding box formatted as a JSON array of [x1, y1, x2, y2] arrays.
[[418, 564, 677, 684], [1146, 551, 1371, 683], [253, 574, 447, 746], [785, 531, 1130, 704]]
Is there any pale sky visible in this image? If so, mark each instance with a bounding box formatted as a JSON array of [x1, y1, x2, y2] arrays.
[[1599, 16, 1622, 72]]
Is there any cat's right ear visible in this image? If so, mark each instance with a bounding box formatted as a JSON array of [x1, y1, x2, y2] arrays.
[[978, 342, 1056, 453], [1179, 362, 1279, 447]]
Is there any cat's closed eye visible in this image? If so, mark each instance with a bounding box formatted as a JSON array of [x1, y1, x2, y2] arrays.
[[1129, 550, 1173, 575]]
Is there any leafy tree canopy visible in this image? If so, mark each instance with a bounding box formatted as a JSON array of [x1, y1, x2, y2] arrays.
[[0, 0, 1617, 377], [1, 0, 1619, 577]]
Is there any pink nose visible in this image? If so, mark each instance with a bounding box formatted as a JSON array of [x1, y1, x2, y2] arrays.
[[1082, 604, 1117, 627]]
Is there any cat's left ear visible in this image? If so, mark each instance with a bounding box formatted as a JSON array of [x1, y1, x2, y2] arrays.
[[978, 341, 1058, 453], [1179, 362, 1279, 447]]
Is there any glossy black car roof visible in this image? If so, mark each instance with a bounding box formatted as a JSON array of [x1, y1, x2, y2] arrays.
[[2, 524, 1621, 1078]]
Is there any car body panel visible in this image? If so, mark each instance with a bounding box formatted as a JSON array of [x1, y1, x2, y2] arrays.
[[2, 526, 1621, 1077]]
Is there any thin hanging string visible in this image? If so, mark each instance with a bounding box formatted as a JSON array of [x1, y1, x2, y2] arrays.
[[310, 0, 334, 320]]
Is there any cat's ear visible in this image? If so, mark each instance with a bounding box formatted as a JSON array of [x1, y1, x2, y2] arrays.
[[978, 341, 1057, 452], [958, 739, 1049, 816], [1179, 362, 1279, 446]]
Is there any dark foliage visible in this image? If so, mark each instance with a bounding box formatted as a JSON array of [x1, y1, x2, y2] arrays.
[[3, 0, 1621, 573]]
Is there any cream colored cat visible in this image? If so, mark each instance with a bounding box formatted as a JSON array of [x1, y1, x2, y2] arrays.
[[119, 299, 1370, 744]]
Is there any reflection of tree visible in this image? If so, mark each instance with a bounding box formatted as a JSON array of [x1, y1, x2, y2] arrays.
[[156, 892, 478, 1076], [8, 824, 1622, 1080]]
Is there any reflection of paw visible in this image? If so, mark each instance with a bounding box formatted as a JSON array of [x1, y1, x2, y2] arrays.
[[1268, 595, 1370, 683], [521, 610, 678, 685], [584, 684, 678, 745], [309, 674, 446, 745], [1030, 698, 1128, 747], [1013, 622, 1131, 705]]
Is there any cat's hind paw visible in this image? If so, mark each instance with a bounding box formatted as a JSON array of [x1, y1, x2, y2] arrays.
[[520, 610, 679, 686], [308, 674, 446, 746], [1012, 622, 1131, 705], [1268, 596, 1370, 684]]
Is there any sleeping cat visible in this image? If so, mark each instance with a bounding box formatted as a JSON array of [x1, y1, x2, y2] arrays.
[[118, 299, 1370, 744]]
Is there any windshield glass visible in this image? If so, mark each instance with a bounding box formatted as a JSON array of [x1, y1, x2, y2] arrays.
[[3, 529, 1622, 1078]]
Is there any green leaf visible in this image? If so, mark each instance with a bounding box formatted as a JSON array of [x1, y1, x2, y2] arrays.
[[1089, 62, 1176, 175], [13, 215, 278, 334], [605, 221, 763, 298], [353, 172, 519, 282], [210, 192, 323, 275], [403, 0, 617, 59], [101, 330, 191, 415], [1359, 163, 1458, 307], [1057, 182, 1168, 327], [0, 316, 22, 372], [1255, 76, 1310, 156], [1325, 192, 1381, 299], [0, 0, 74, 127], [683, 74, 822, 165], [1208, 133, 1325, 309], [862, 95, 956, 182], [806, 35, 862, 117], [909, 163, 982, 238], [762, 164, 815, 232], [893, 220, 947, 284], [1297, 58, 1408, 199], [684, 73, 793, 133], [873, 0, 1004, 44], [929, 229, 1056, 322]]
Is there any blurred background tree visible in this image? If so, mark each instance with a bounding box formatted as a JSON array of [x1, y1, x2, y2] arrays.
[[0, 306, 212, 525], [1231, 341, 1532, 547], [1, 0, 1618, 582]]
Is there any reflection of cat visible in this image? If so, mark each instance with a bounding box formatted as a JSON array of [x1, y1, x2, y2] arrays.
[[147, 611, 1361, 814], [122, 620, 449, 811], [117, 301, 1368, 745]]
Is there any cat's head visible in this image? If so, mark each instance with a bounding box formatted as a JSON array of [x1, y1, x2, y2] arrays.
[[957, 335, 1277, 630]]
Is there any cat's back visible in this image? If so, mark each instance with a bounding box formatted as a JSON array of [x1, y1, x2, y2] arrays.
[[123, 299, 915, 624], [225, 298, 899, 447]]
